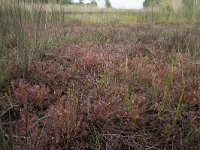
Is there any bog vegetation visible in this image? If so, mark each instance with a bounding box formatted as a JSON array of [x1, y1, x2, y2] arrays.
[[0, 0, 200, 149]]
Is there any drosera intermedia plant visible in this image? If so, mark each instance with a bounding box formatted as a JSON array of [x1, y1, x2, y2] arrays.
[[49, 86, 80, 148]]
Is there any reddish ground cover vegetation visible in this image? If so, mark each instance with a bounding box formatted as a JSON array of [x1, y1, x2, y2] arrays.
[[0, 24, 200, 149]]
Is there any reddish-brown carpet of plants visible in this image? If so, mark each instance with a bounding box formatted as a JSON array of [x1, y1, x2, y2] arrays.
[[0, 24, 200, 149]]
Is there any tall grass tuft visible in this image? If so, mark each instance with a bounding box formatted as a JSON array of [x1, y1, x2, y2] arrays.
[[0, 0, 66, 86]]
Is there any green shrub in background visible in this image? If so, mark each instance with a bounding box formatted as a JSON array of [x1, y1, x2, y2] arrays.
[[143, 0, 161, 8], [60, 0, 73, 5]]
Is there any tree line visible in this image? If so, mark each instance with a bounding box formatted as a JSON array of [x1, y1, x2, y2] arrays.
[[143, 0, 200, 8], [60, 0, 112, 8], [26, 0, 112, 8]]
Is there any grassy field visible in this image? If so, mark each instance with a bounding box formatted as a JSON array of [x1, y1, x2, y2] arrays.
[[0, 0, 200, 149]]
